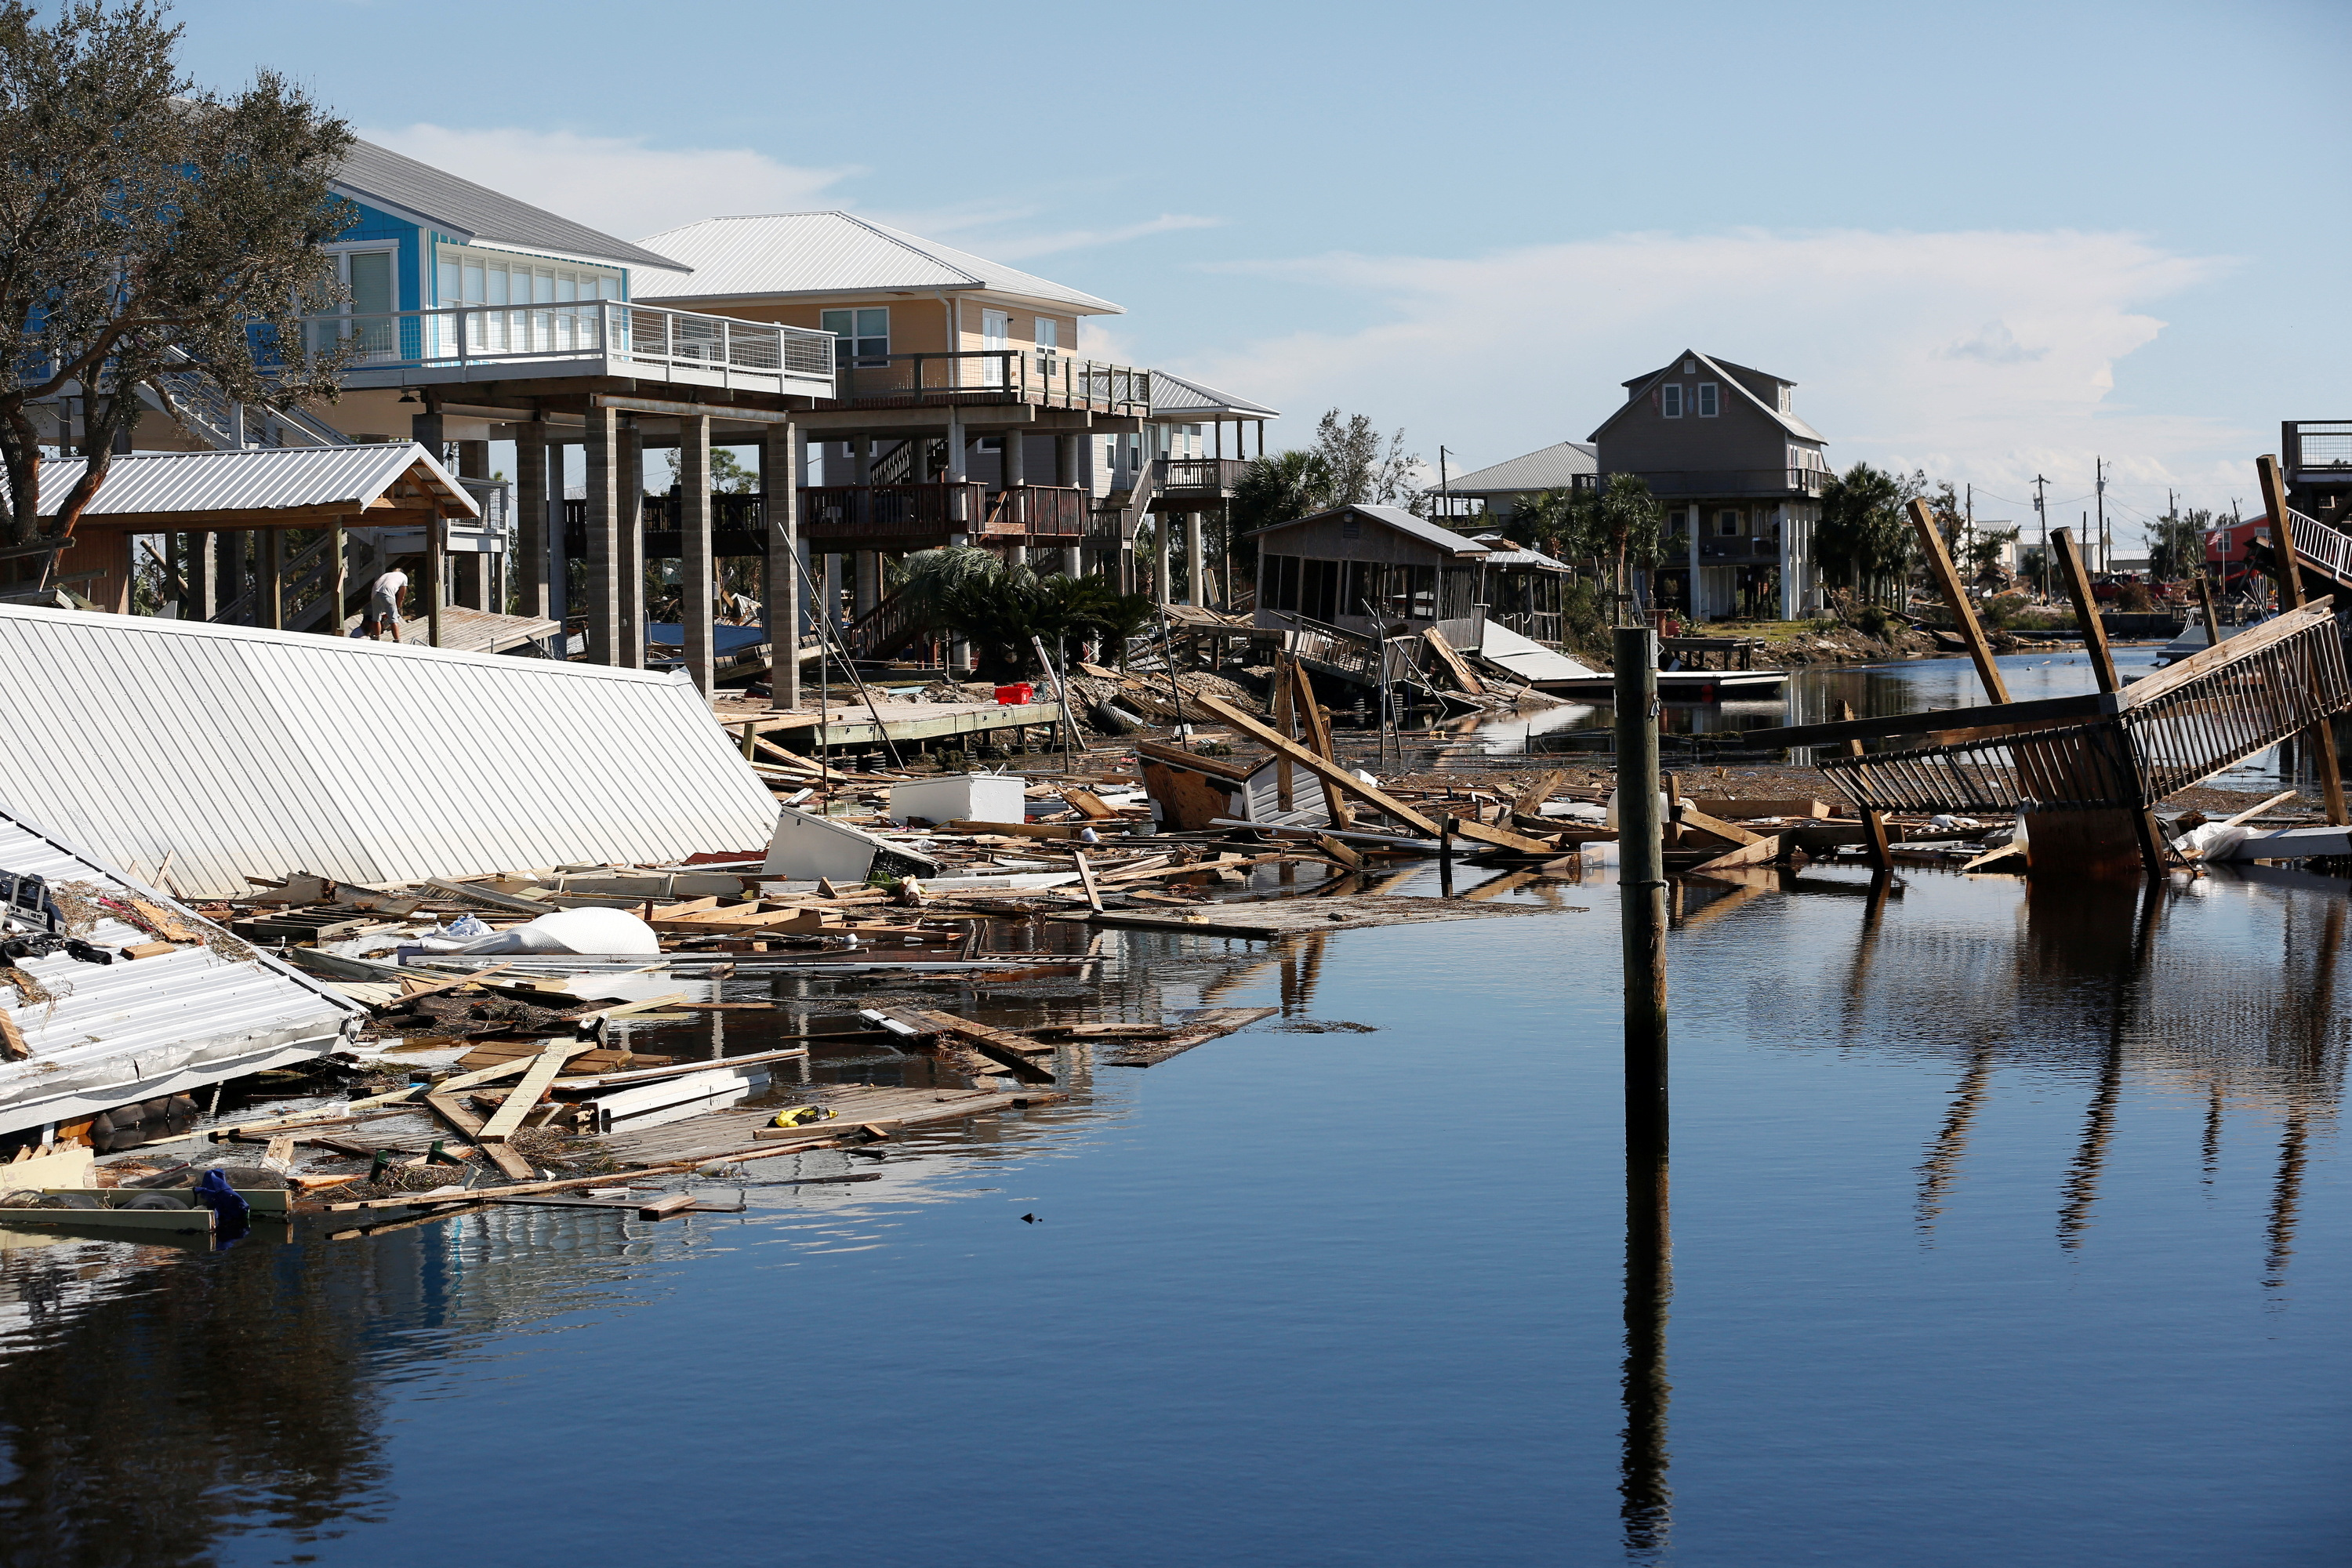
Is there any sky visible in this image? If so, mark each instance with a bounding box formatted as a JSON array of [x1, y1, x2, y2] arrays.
[[176, 0, 2352, 545]]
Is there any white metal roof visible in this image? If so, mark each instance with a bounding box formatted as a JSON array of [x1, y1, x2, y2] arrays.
[[336, 138, 688, 274], [632, 212, 1123, 314], [0, 806, 360, 1138], [1444, 441, 1597, 495], [5, 444, 477, 521], [0, 607, 782, 898], [1468, 533, 1573, 571], [1145, 370, 1280, 419]]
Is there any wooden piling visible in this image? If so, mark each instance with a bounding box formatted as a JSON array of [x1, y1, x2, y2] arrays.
[[1836, 701, 1894, 870], [1907, 497, 2012, 703], [2194, 569, 2223, 650], [1615, 628, 1668, 1148], [2053, 527, 2168, 874]]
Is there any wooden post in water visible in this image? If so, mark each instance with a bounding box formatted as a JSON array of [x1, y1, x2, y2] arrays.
[[2053, 527, 2167, 875], [1836, 700, 1893, 870], [2257, 455, 2349, 826], [2194, 569, 2223, 651], [1613, 622, 1672, 1553], [1907, 497, 2011, 704]]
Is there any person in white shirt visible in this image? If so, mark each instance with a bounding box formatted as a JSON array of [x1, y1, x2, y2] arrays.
[[360, 567, 408, 640]]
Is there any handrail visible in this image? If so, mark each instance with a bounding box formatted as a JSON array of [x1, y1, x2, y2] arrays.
[[306, 299, 835, 384], [834, 350, 1149, 414], [2285, 506, 2352, 586]]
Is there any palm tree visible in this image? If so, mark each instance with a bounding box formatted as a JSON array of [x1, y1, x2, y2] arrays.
[[1568, 475, 1664, 625], [1816, 463, 1911, 607]]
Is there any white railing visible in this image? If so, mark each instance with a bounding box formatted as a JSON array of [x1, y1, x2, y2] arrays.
[[304, 301, 836, 386], [2286, 506, 2352, 584]]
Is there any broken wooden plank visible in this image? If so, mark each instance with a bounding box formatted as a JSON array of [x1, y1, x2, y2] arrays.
[[372, 961, 521, 1012], [477, 1044, 579, 1143], [1421, 626, 1486, 695], [1106, 1006, 1278, 1067], [423, 1093, 534, 1180]]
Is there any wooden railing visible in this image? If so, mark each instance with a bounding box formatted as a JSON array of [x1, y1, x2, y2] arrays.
[[833, 350, 1149, 414], [1156, 458, 1247, 496], [800, 482, 982, 539], [2285, 505, 2352, 586], [979, 485, 1087, 537]]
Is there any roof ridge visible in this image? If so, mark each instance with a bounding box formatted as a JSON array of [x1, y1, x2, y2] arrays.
[[834, 212, 987, 287]]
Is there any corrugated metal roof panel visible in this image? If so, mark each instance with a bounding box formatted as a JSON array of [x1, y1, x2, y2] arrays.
[[1445, 441, 1598, 495], [0, 808, 361, 1138], [1145, 370, 1280, 419], [1250, 505, 1489, 557], [0, 608, 781, 899], [336, 139, 688, 274], [3, 445, 476, 521], [633, 212, 1123, 313]]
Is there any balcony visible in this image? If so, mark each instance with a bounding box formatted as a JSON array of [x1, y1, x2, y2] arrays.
[[1154, 457, 1249, 499], [1695, 532, 1782, 564], [1630, 467, 1828, 499], [312, 300, 836, 401], [800, 482, 1089, 546], [2285, 421, 2352, 479], [831, 350, 1149, 414]]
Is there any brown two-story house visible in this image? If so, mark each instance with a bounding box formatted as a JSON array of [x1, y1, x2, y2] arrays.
[[1590, 350, 1831, 621]]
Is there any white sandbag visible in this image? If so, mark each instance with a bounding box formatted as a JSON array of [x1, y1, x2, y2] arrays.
[[450, 906, 661, 956]]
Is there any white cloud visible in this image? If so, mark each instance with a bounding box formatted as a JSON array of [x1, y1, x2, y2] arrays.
[[981, 213, 1224, 260], [1181, 228, 2246, 518], [359, 124, 855, 244]]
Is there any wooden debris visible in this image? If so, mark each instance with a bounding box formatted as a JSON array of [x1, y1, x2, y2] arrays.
[[1105, 1007, 1277, 1067]]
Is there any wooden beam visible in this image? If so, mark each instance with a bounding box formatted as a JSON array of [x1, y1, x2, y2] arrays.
[[1907, 497, 2009, 703], [474, 1043, 574, 1143], [1287, 657, 1353, 829], [2052, 528, 2119, 694], [2194, 570, 2223, 649], [424, 1093, 533, 1179], [1838, 701, 1893, 869], [1192, 693, 1552, 853], [1271, 652, 1296, 811]]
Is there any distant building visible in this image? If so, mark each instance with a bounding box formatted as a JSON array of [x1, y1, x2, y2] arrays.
[[1589, 349, 1830, 620], [1429, 441, 1597, 524]]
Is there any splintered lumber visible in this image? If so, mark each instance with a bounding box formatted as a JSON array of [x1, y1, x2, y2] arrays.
[[1421, 626, 1486, 695], [1288, 656, 1353, 829], [0, 1009, 26, 1062], [1685, 834, 1784, 877], [122, 895, 204, 943], [1105, 1006, 1277, 1067], [377, 961, 521, 1011], [635, 1192, 701, 1221], [1073, 850, 1104, 912], [1675, 805, 1765, 848], [477, 1043, 584, 1142], [1316, 834, 1363, 872], [1510, 769, 1566, 818], [1192, 694, 1552, 854], [1053, 894, 1553, 938], [871, 1006, 1056, 1080], [422, 1091, 533, 1179], [1062, 787, 1118, 819], [1907, 496, 2013, 705]]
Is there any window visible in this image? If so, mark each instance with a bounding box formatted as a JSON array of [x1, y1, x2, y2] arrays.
[[820, 307, 889, 368], [1777, 385, 1791, 412], [1682, 360, 1697, 375], [1034, 316, 1059, 378], [307, 248, 398, 361], [1696, 383, 1719, 418], [1302, 558, 1343, 623], [1716, 510, 1744, 538], [1347, 562, 1384, 617], [1661, 383, 1682, 418], [1407, 565, 1438, 620], [431, 245, 618, 358]]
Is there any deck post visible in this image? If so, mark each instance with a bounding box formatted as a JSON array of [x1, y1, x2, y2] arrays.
[[184, 529, 218, 622], [583, 405, 622, 666], [2053, 527, 2165, 873], [454, 440, 492, 610], [620, 417, 646, 670], [1186, 511, 1206, 608], [1836, 700, 1894, 869], [426, 513, 445, 648], [851, 434, 872, 485], [259, 529, 284, 630], [1614, 624, 1670, 1151], [2259, 454, 2349, 825], [1907, 497, 2010, 703], [681, 412, 715, 695], [514, 421, 553, 622], [760, 423, 801, 710], [1152, 509, 1170, 604]]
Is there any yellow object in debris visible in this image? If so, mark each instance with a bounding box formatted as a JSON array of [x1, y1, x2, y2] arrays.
[[771, 1105, 836, 1129]]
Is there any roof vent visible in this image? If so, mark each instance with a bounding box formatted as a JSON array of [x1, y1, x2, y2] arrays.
[[1682, 359, 1697, 375]]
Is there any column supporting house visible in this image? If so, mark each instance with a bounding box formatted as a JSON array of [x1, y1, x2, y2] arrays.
[[821, 552, 844, 630], [454, 440, 491, 609], [1001, 429, 1027, 567], [1685, 504, 1703, 619], [619, 418, 646, 670], [1152, 509, 1170, 605], [759, 423, 803, 710], [1185, 511, 1205, 608], [855, 552, 880, 616], [680, 412, 715, 695], [852, 434, 872, 485], [514, 421, 553, 623], [945, 413, 969, 544], [259, 529, 284, 630], [583, 406, 622, 666], [184, 530, 219, 622], [216, 532, 246, 624]]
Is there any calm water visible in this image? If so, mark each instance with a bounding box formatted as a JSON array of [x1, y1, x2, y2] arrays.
[[0, 862, 2344, 1565]]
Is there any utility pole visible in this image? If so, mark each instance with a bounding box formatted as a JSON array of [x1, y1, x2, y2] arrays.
[[1438, 445, 1451, 521], [1965, 483, 1974, 583], [2034, 475, 2050, 601], [2094, 456, 2107, 574]]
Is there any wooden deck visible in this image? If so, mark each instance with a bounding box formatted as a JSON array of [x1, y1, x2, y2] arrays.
[[340, 605, 560, 654]]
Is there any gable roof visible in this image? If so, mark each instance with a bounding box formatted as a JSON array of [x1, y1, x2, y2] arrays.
[[1247, 504, 1489, 557], [629, 212, 1122, 313], [334, 139, 688, 274], [4, 444, 477, 524], [1145, 369, 1279, 419], [1590, 349, 1826, 444], [1443, 441, 1596, 495]]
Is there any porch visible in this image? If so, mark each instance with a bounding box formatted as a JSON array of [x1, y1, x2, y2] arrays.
[[830, 350, 1149, 415]]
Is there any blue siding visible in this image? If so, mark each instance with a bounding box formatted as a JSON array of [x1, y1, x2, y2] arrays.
[[338, 197, 428, 311]]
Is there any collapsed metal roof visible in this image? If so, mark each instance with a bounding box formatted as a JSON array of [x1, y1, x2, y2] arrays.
[[5, 444, 477, 523], [0, 808, 360, 1141], [0, 606, 782, 898]]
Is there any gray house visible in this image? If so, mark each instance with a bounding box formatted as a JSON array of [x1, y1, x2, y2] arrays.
[[1590, 350, 1830, 621]]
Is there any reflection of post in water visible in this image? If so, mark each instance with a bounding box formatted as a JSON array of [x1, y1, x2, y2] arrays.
[[2055, 877, 2162, 1248], [2201, 1082, 2224, 1187], [1914, 1039, 1998, 1239], [2266, 896, 2340, 1287], [1614, 627, 1672, 1557], [1838, 869, 1895, 1040]]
